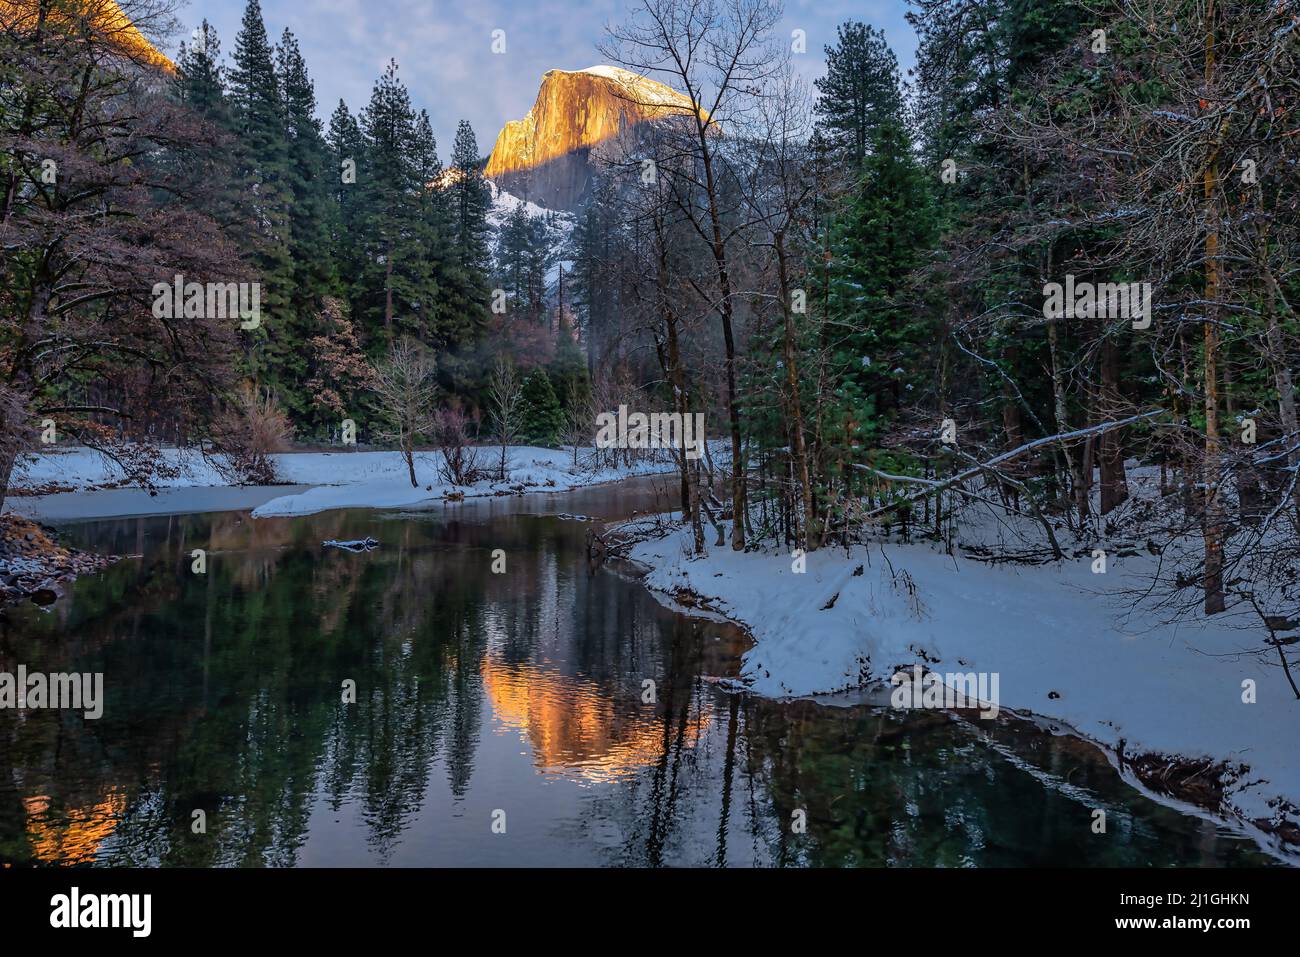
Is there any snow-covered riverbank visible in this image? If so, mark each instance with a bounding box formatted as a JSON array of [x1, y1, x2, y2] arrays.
[[627, 506, 1300, 857], [7, 446, 679, 519], [10, 447, 1296, 856]]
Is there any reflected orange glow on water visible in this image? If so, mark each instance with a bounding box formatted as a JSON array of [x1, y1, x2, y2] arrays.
[[23, 790, 126, 864], [481, 654, 709, 784]]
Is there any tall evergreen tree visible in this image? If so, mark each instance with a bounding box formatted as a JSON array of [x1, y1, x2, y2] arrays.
[[494, 204, 553, 322], [443, 120, 492, 339], [813, 22, 904, 172], [907, 0, 1083, 164], [566, 176, 622, 370], [173, 23, 239, 227], [408, 109, 456, 346], [327, 99, 365, 294], [549, 308, 591, 416], [449, 121, 492, 271], [227, 0, 294, 382], [791, 114, 942, 520], [176, 21, 229, 123], [518, 369, 564, 446], [270, 28, 338, 423], [353, 60, 435, 351], [826, 118, 939, 421]]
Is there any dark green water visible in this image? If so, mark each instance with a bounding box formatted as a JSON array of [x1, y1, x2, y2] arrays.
[[0, 479, 1285, 866]]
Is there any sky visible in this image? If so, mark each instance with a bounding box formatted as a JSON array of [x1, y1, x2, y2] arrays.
[[172, 0, 919, 158]]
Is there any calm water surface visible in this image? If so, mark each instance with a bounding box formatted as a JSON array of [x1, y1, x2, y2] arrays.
[[0, 477, 1285, 866]]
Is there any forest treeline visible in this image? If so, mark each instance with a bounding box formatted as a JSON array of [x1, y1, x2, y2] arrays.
[[563, 0, 1298, 626], [1, 0, 590, 494], [2, 0, 1299, 624]]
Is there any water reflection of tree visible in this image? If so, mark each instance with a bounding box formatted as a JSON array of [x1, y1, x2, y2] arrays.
[[0, 509, 498, 865], [3, 509, 1257, 867], [2, 505, 732, 866], [557, 615, 764, 868]]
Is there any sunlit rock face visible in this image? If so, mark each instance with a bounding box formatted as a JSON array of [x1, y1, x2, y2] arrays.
[[484, 66, 704, 212], [0, 0, 175, 72]]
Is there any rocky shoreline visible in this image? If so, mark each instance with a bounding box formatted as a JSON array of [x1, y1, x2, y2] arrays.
[[0, 515, 115, 610]]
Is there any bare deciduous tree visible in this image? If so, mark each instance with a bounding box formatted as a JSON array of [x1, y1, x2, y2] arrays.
[[602, 0, 783, 549], [433, 402, 484, 486], [371, 336, 437, 487], [738, 60, 819, 551], [487, 353, 523, 480], [0, 0, 240, 511]]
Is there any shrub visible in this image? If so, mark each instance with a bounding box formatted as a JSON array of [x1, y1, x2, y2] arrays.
[[435, 404, 486, 486], [211, 383, 293, 484], [519, 370, 564, 446]]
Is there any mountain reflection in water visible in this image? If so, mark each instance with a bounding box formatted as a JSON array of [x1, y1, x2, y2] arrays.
[[0, 478, 1284, 867]]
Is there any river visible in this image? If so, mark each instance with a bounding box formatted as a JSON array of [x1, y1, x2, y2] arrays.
[[0, 476, 1282, 866]]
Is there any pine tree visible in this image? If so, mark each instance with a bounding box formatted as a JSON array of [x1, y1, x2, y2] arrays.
[[327, 99, 364, 292], [518, 369, 564, 446], [813, 22, 904, 172], [449, 121, 492, 271], [174, 22, 238, 226], [907, 0, 1082, 165], [495, 204, 529, 305], [443, 120, 492, 339], [566, 177, 622, 369], [227, 0, 293, 383], [176, 21, 228, 123], [271, 28, 338, 425], [353, 60, 435, 351], [228, 1, 283, 142], [549, 307, 590, 415], [409, 108, 456, 346], [823, 118, 938, 462], [494, 204, 553, 322]]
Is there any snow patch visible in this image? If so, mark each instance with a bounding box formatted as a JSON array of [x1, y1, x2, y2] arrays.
[[629, 511, 1300, 852]]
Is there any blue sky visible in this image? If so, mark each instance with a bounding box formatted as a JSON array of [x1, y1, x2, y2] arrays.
[[177, 0, 918, 156]]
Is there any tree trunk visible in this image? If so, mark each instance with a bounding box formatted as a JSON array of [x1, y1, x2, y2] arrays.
[[1098, 337, 1130, 514], [651, 216, 704, 555], [1080, 377, 1097, 523], [775, 233, 815, 551], [666, 303, 704, 555], [0, 443, 16, 517], [384, 241, 395, 341], [1000, 349, 1023, 452], [695, 127, 745, 550], [1262, 263, 1299, 518], [1177, 324, 1197, 518], [0, 363, 35, 519], [1202, 2, 1226, 614], [1048, 314, 1088, 526]]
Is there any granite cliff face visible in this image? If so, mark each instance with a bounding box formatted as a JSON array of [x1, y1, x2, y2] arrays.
[[484, 66, 704, 212], [1, 0, 174, 71]]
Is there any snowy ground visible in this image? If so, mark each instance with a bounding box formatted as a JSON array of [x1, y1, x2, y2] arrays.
[[8, 445, 680, 519], [627, 471, 1300, 855], [11, 446, 1295, 852]]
